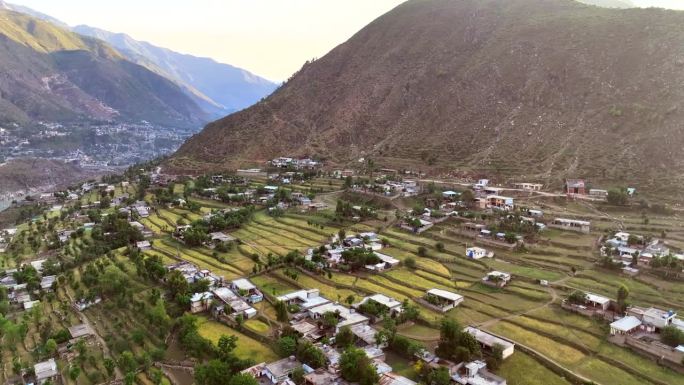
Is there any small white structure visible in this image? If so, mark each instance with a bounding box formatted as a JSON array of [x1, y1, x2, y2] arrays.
[[585, 292, 611, 311], [365, 252, 400, 271], [466, 247, 493, 260], [190, 292, 214, 314], [482, 271, 511, 287], [136, 240, 151, 250], [610, 316, 642, 335], [550, 218, 591, 234], [425, 288, 464, 312], [262, 356, 301, 384]]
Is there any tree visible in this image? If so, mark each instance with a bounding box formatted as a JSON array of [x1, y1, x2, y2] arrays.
[[69, 365, 81, 381], [44, 338, 57, 355], [276, 336, 297, 357], [607, 189, 628, 206], [296, 341, 326, 368], [339, 347, 379, 385], [291, 367, 305, 385], [229, 373, 258, 385], [118, 351, 137, 373], [194, 360, 231, 385], [104, 358, 115, 377], [486, 344, 504, 370], [427, 367, 451, 385], [460, 189, 475, 207], [567, 290, 588, 305], [435, 242, 445, 252], [275, 300, 288, 322], [404, 257, 417, 269], [335, 326, 355, 348], [617, 284, 629, 313], [660, 326, 684, 347]]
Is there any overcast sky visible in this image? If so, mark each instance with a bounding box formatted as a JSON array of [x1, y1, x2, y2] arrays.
[[7, 0, 684, 81]]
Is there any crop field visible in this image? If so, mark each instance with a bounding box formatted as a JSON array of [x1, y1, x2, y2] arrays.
[[196, 316, 278, 363]]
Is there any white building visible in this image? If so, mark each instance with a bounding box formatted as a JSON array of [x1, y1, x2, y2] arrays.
[[466, 247, 493, 260], [463, 327, 515, 359], [425, 288, 464, 312], [277, 289, 330, 311]]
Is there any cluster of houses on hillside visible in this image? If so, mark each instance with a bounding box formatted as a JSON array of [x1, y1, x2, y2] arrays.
[[602, 230, 681, 270], [1, 258, 57, 312], [242, 286, 512, 385], [305, 232, 401, 272], [562, 289, 684, 367], [270, 157, 320, 170], [353, 179, 421, 198], [168, 261, 263, 320]]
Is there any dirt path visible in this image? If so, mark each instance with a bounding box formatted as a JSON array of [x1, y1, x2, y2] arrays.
[[65, 291, 123, 380]]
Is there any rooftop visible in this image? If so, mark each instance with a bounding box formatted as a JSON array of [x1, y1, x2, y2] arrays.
[[610, 316, 642, 332], [232, 278, 257, 291], [463, 327, 514, 350], [426, 288, 463, 302], [68, 323, 94, 339]]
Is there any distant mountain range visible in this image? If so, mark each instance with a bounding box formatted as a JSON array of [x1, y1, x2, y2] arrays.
[[0, 7, 206, 127], [0, 1, 277, 127], [170, 0, 684, 197], [72, 25, 278, 116]]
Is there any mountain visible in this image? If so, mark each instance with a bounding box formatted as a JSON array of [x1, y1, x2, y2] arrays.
[[0, 0, 69, 28], [73, 25, 279, 116], [170, 0, 684, 196], [0, 8, 205, 127]]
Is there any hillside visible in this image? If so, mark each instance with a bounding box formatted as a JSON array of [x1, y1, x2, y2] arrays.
[[171, 0, 684, 195], [0, 8, 205, 127], [73, 25, 278, 117]]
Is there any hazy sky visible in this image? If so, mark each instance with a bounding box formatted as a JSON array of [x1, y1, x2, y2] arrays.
[[8, 0, 684, 81], [9, 0, 406, 81]]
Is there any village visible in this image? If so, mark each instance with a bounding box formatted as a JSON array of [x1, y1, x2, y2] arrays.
[[0, 156, 683, 385]]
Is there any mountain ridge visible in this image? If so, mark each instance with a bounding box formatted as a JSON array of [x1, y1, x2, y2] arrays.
[[0, 8, 206, 127], [71, 25, 278, 117], [170, 0, 684, 197]]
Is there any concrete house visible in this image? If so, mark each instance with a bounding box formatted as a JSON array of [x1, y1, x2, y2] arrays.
[[466, 247, 493, 260], [463, 327, 515, 359], [424, 288, 464, 312], [452, 360, 507, 385], [262, 357, 302, 384], [565, 179, 586, 195], [550, 218, 591, 234], [513, 183, 543, 191], [231, 278, 263, 303], [355, 294, 404, 317], [34, 358, 59, 384], [485, 195, 514, 211], [277, 289, 331, 311], [482, 271, 511, 288]]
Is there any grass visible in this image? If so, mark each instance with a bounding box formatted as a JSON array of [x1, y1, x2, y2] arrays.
[[251, 274, 297, 296], [244, 319, 271, 334], [196, 316, 278, 363], [497, 351, 572, 385]]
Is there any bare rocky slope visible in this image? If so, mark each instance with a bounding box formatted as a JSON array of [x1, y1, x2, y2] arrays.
[[170, 0, 684, 195]]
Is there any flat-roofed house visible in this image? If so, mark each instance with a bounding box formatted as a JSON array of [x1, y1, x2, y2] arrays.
[[463, 327, 515, 359], [565, 179, 586, 195], [550, 218, 591, 234], [482, 271, 511, 288], [355, 294, 404, 317], [452, 360, 507, 385], [308, 303, 369, 333], [513, 183, 543, 191], [424, 289, 464, 312], [231, 278, 263, 303], [68, 323, 94, 340], [34, 358, 59, 384], [585, 293, 611, 311], [610, 316, 642, 335], [485, 195, 514, 211], [466, 247, 493, 260], [262, 356, 302, 384], [277, 289, 331, 311]]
